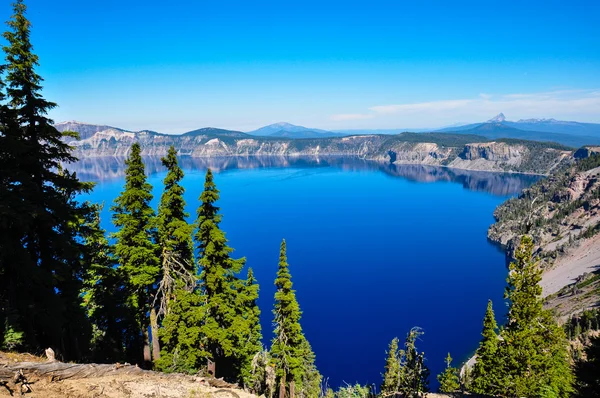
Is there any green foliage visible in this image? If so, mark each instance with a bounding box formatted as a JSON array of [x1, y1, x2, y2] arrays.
[[565, 308, 600, 340], [397, 328, 429, 397], [155, 146, 204, 373], [470, 300, 500, 394], [157, 145, 194, 270], [81, 204, 136, 363], [2, 321, 23, 351], [381, 328, 429, 397], [0, 0, 93, 359], [155, 284, 207, 373], [195, 168, 250, 381], [494, 236, 574, 398], [437, 353, 460, 393], [381, 337, 400, 394], [334, 383, 371, 398], [111, 142, 160, 365], [576, 152, 600, 172], [237, 268, 263, 387], [271, 239, 321, 397], [574, 335, 600, 397]]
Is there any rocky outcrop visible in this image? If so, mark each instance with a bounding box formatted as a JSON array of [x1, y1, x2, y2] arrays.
[[59, 122, 574, 175], [488, 156, 600, 317], [459, 142, 526, 163]]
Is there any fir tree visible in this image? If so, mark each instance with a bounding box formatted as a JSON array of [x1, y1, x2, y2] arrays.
[[195, 168, 247, 380], [112, 142, 160, 366], [437, 353, 460, 393], [0, 0, 93, 359], [236, 268, 263, 387], [157, 145, 194, 273], [81, 204, 135, 363], [381, 337, 400, 394], [496, 235, 574, 397], [271, 239, 321, 398], [155, 282, 207, 373], [470, 300, 500, 394], [154, 145, 196, 365], [397, 328, 429, 398]]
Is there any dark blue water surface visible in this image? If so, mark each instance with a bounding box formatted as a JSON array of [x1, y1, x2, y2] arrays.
[[71, 156, 540, 390]]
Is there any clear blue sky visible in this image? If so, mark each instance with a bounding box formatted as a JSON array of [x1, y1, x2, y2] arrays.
[[2, 0, 599, 133]]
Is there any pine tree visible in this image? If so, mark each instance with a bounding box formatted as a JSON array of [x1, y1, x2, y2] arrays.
[[381, 337, 400, 394], [236, 268, 263, 387], [195, 168, 247, 380], [81, 204, 135, 363], [271, 239, 321, 398], [437, 353, 460, 393], [155, 283, 207, 373], [0, 0, 93, 359], [112, 142, 160, 366], [496, 235, 574, 397], [157, 145, 194, 274], [154, 145, 196, 366], [470, 300, 500, 394], [397, 328, 429, 398]]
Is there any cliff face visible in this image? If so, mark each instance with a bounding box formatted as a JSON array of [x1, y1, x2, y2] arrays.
[[59, 123, 574, 175], [488, 154, 600, 318]]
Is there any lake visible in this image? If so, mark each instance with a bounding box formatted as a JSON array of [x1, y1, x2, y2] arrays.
[[69, 156, 540, 390]]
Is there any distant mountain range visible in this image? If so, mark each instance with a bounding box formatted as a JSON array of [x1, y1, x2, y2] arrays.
[[247, 122, 345, 138], [243, 116, 600, 147], [56, 114, 600, 148], [435, 113, 600, 147]]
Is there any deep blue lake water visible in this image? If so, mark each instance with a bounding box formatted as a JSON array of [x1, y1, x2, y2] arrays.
[[70, 156, 540, 390]]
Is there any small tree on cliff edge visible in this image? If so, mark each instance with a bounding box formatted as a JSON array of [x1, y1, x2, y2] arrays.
[[271, 239, 321, 397], [381, 337, 400, 394], [437, 353, 460, 393], [470, 300, 500, 394], [495, 235, 573, 397]]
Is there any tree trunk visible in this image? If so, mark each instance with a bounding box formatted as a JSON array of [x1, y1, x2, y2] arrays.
[[150, 308, 160, 362], [143, 327, 151, 368]]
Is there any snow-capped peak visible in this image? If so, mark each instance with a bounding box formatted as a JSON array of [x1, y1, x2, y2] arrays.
[[487, 113, 506, 123]]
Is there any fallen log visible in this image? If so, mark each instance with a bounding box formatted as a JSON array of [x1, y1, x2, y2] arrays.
[[0, 361, 147, 382], [0, 357, 239, 396]]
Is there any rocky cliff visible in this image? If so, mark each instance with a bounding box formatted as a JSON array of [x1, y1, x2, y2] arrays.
[[488, 153, 600, 318], [57, 122, 575, 175]]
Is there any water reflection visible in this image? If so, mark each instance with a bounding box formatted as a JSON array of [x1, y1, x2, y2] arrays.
[[66, 156, 541, 196]]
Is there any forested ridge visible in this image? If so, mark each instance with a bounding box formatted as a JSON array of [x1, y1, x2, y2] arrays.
[[0, 1, 599, 397]]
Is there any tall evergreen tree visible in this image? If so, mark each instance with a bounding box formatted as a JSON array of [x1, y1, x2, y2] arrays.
[[156, 282, 207, 373], [495, 235, 574, 397], [470, 300, 500, 394], [236, 268, 263, 387], [0, 0, 93, 359], [112, 142, 160, 366], [154, 145, 195, 364], [397, 328, 429, 398], [157, 146, 194, 274], [271, 239, 321, 398], [195, 168, 247, 380], [81, 204, 135, 363], [381, 337, 400, 394]]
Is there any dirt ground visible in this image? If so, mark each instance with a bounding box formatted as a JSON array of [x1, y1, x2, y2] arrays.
[[0, 352, 257, 398]]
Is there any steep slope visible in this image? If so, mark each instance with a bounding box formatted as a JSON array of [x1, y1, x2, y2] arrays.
[[488, 152, 600, 317]]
